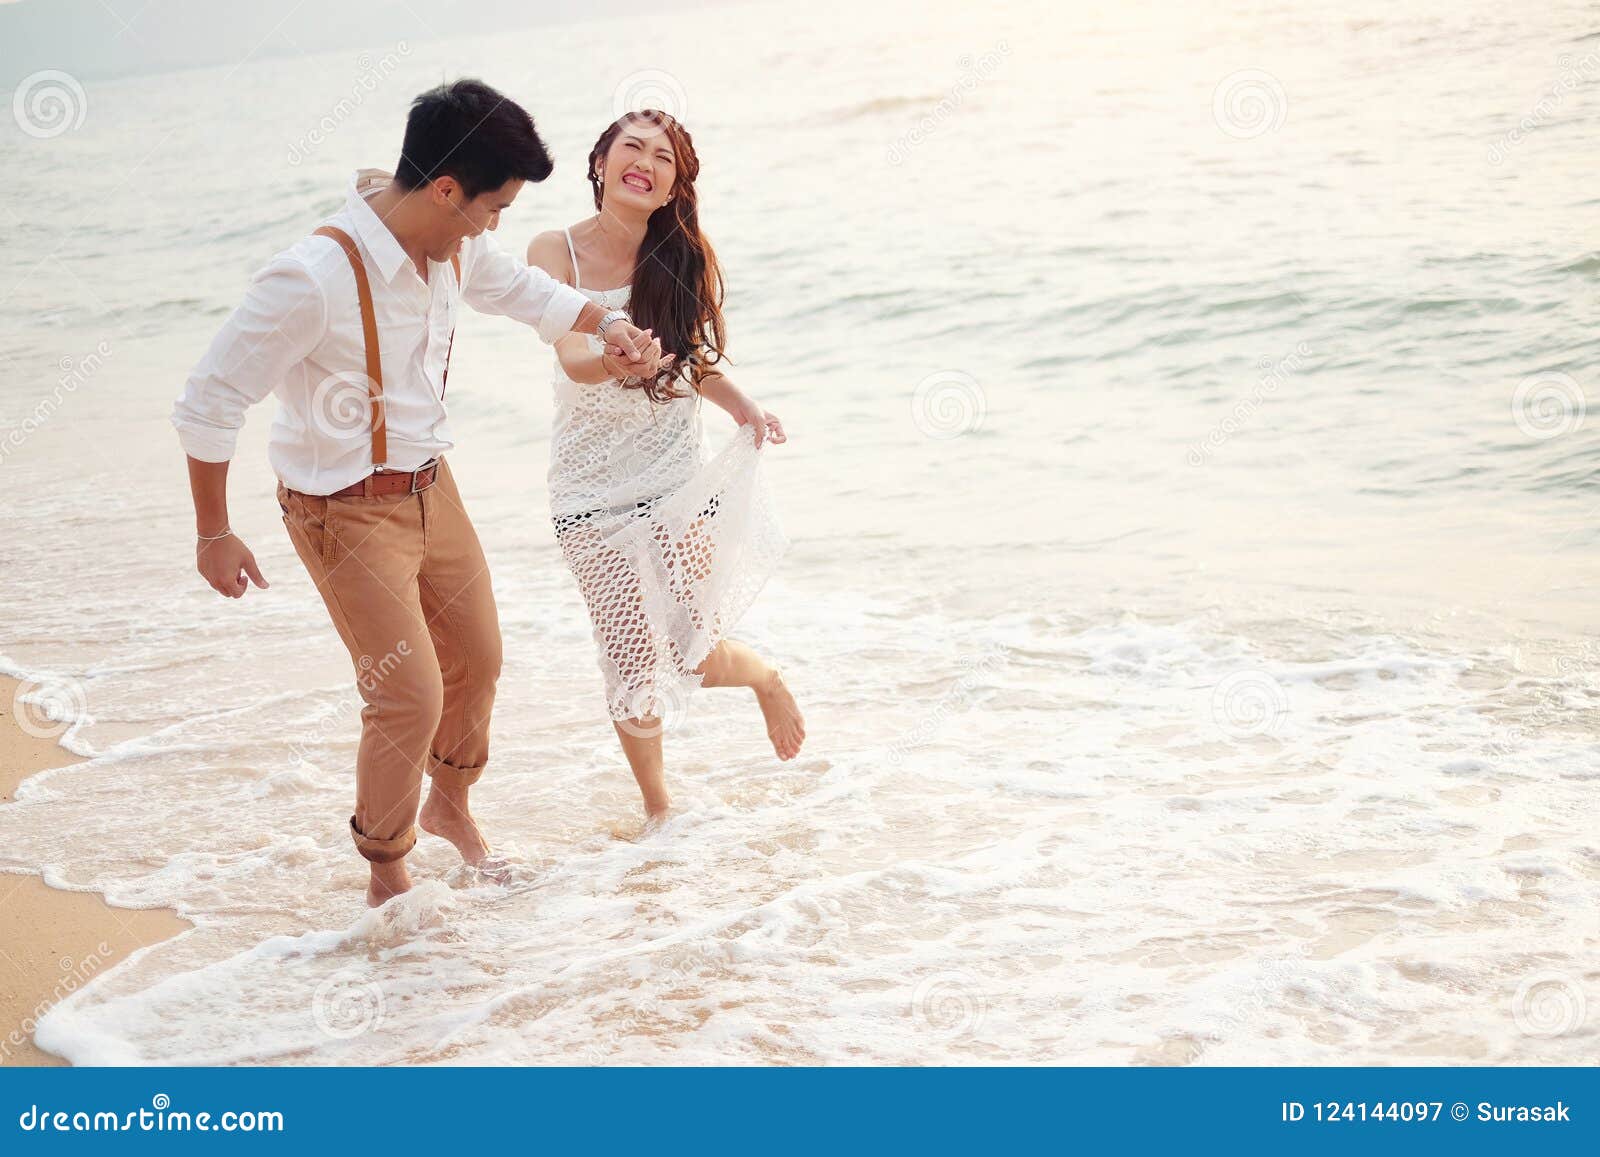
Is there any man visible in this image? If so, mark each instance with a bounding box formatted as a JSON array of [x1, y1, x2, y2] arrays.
[[172, 79, 662, 907]]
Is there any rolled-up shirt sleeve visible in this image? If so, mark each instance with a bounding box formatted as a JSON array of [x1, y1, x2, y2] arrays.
[[460, 231, 588, 344], [172, 256, 325, 462]]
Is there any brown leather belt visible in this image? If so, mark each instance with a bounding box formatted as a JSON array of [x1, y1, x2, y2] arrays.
[[323, 460, 439, 499]]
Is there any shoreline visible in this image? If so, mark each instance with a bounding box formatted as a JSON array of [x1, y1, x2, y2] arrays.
[[0, 675, 190, 1067]]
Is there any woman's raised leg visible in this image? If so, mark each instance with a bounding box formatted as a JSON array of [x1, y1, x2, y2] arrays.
[[696, 640, 806, 760]]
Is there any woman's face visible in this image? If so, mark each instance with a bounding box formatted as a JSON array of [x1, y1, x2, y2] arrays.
[[599, 122, 678, 214]]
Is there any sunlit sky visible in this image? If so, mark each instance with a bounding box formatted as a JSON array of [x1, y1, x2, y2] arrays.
[[0, 0, 721, 88]]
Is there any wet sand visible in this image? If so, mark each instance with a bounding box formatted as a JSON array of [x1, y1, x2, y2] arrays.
[[0, 676, 189, 1066]]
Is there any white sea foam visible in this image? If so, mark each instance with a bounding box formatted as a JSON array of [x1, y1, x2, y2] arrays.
[[5, 604, 1595, 1065]]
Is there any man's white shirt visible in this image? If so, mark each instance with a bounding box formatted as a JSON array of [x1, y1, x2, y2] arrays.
[[172, 169, 587, 495]]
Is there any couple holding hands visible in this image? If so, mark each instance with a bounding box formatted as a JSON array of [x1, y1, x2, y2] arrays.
[[173, 79, 804, 906]]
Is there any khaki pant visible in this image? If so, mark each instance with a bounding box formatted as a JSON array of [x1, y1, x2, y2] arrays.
[[278, 458, 502, 864]]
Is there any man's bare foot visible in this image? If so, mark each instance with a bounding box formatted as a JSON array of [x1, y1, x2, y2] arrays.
[[367, 861, 411, 908], [418, 786, 494, 866], [755, 667, 805, 760]]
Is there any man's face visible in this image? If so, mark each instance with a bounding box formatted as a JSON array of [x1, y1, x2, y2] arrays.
[[431, 177, 524, 260]]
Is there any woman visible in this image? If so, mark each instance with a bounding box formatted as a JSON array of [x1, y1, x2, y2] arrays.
[[528, 110, 805, 829]]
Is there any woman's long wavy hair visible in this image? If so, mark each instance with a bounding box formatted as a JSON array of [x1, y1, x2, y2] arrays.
[[587, 110, 725, 403]]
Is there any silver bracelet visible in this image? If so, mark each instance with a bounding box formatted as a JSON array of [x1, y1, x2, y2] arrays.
[[196, 528, 233, 543], [596, 308, 630, 343]]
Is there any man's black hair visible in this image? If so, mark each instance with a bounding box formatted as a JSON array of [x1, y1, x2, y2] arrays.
[[394, 78, 554, 197]]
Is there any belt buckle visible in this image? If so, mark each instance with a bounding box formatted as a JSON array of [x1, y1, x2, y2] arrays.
[[411, 460, 438, 494]]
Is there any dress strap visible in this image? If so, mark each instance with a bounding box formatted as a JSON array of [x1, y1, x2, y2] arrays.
[[563, 227, 581, 291]]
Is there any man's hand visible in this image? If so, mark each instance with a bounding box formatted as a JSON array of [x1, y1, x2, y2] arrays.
[[197, 534, 269, 598]]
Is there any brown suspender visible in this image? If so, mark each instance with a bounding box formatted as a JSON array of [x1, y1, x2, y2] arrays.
[[441, 320, 456, 398], [443, 251, 459, 397], [312, 227, 385, 465], [312, 225, 461, 468]]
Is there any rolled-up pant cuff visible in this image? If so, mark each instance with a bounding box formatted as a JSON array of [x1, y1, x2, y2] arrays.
[[349, 816, 416, 864], [427, 753, 484, 790]]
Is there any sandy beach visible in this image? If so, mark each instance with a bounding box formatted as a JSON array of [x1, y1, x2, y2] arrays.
[[0, 676, 188, 1067]]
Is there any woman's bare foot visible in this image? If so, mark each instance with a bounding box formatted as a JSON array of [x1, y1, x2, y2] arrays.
[[418, 786, 494, 866], [755, 668, 805, 760], [609, 807, 674, 843], [367, 861, 411, 908]]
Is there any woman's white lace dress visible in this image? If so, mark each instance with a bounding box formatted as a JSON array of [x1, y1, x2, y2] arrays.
[[548, 237, 787, 721]]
